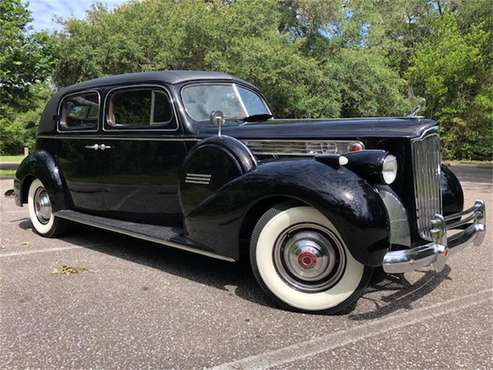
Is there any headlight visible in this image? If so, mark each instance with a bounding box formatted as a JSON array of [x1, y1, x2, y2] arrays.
[[382, 154, 398, 184]]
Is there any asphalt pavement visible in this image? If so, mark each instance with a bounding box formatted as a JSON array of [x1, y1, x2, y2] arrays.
[[1, 169, 491, 369]]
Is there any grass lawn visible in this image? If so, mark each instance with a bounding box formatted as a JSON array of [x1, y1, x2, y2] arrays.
[[443, 160, 493, 167], [0, 154, 25, 163], [0, 169, 16, 177]]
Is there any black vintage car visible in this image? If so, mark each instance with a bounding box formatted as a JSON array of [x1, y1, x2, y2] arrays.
[[14, 71, 486, 313]]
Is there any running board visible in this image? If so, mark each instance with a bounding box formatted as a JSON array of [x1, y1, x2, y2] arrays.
[[54, 209, 235, 262]]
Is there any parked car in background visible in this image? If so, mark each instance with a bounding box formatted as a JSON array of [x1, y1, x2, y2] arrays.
[[14, 71, 486, 313]]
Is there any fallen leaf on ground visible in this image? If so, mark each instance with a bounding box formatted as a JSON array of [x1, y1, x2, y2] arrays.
[[51, 265, 87, 275], [4, 189, 15, 197]]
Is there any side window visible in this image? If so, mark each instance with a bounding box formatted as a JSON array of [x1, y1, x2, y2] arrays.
[[59, 92, 99, 131], [106, 87, 175, 129]]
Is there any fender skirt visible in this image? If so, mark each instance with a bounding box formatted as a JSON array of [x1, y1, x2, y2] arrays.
[[181, 159, 390, 266]]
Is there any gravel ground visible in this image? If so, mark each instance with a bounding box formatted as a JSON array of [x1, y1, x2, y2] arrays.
[[0, 171, 491, 369]]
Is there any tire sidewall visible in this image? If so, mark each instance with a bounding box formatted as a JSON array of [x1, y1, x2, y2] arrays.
[[251, 206, 371, 313], [28, 179, 55, 235]]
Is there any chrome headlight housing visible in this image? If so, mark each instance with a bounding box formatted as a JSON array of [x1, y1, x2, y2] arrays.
[[382, 154, 398, 184]]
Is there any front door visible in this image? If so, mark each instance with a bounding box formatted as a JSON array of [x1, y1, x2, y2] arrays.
[[98, 85, 187, 226]]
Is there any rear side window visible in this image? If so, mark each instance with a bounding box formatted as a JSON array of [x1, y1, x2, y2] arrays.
[[106, 88, 175, 129], [59, 92, 100, 131]]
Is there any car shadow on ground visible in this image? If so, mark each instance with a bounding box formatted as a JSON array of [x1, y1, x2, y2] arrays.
[[17, 219, 451, 318], [349, 266, 451, 320]]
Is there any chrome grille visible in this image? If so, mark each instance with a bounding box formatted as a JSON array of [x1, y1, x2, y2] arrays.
[[242, 140, 363, 156], [412, 133, 442, 240]]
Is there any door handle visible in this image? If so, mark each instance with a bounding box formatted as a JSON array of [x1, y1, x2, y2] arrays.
[[99, 144, 111, 151], [84, 144, 99, 150]]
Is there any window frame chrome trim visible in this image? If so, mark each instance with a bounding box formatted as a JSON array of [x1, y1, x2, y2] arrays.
[[57, 90, 101, 133], [103, 84, 178, 132]]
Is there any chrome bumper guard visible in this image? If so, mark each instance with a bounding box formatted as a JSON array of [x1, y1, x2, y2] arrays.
[[383, 200, 486, 273]]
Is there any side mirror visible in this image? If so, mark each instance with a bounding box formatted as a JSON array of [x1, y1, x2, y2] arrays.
[[210, 110, 225, 137]]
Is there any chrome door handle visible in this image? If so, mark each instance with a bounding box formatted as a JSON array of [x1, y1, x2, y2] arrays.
[[84, 144, 99, 150], [99, 144, 111, 151]]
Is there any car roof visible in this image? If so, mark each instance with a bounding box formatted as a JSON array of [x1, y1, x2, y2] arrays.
[[38, 70, 259, 134], [58, 70, 256, 94]]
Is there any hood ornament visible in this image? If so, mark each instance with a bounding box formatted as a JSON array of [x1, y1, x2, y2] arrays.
[[408, 97, 426, 118]]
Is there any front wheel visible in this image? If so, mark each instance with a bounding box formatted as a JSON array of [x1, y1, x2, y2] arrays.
[[250, 205, 372, 314], [27, 178, 66, 237]]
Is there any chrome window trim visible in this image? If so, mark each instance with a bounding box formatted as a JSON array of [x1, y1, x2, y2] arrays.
[[103, 84, 178, 132], [180, 82, 272, 122], [57, 90, 101, 133]]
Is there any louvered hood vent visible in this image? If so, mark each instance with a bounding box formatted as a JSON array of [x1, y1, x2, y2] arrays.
[[241, 140, 364, 156]]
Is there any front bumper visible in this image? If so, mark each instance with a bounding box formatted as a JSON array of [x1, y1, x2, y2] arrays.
[[383, 200, 486, 273]]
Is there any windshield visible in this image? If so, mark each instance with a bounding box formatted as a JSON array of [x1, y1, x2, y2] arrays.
[[181, 83, 270, 122]]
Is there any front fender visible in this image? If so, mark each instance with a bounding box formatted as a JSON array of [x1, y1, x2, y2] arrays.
[[184, 159, 390, 265], [441, 165, 464, 216], [14, 150, 67, 211]]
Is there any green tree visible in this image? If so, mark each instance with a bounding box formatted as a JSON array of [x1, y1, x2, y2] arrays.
[[407, 13, 492, 160], [0, 0, 52, 154], [0, 0, 51, 112]]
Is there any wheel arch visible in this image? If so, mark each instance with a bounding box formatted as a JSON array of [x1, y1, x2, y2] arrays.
[[15, 150, 68, 211], [239, 196, 307, 260]]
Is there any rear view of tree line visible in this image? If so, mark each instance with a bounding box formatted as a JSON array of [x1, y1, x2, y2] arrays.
[[1, 0, 491, 159]]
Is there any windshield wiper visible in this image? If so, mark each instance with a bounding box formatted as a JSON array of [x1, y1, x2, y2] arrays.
[[242, 113, 273, 122]]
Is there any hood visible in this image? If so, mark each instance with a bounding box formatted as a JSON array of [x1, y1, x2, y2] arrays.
[[196, 117, 437, 140]]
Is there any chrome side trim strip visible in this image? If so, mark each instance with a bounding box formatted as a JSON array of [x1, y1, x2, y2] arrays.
[[54, 211, 236, 262], [185, 173, 211, 185], [242, 139, 364, 156], [37, 134, 200, 142]]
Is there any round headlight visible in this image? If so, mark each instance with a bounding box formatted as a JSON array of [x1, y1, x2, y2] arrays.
[[382, 154, 398, 184]]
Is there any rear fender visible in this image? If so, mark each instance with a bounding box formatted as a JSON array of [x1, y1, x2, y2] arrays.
[[183, 159, 390, 265], [14, 150, 67, 211]]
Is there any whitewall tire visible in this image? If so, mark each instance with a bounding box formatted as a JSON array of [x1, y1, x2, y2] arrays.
[[250, 205, 372, 314], [27, 179, 66, 237]]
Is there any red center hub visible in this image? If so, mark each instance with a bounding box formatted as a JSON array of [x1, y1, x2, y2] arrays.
[[298, 252, 317, 269]]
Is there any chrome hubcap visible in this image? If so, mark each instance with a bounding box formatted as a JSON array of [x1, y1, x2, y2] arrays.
[[34, 187, 52, 224], [274, 224, 346, 292]]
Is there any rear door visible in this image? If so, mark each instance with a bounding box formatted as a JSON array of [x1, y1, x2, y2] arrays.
[[99, 85, 188, 226], [57, 91, 107, 212]]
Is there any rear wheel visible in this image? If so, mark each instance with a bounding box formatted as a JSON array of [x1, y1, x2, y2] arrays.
[[250, 205, 372, 314], [28, 179, 66, 237]]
